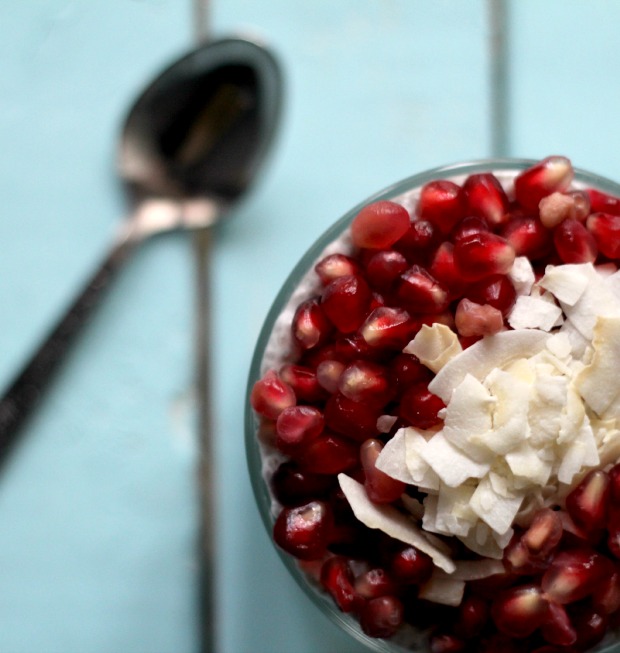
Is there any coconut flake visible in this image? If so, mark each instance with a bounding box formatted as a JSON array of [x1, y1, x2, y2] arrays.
[[508, 295, 563, 331], [509, 256, 536, 296], [375, 429, 415, 484], [418, 572, 465, 606], [338, 473, 456, 573], [421, 433, 491, 487], [403, 323, 462, 374]]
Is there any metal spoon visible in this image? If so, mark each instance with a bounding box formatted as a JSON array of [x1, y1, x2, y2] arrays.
[[0, 35, 282, 453]]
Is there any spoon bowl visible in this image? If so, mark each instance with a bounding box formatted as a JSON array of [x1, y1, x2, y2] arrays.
[[0, 34, 283, 450]]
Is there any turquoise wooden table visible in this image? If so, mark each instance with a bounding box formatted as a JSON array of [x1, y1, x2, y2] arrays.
[[1, 2, 619, 652]]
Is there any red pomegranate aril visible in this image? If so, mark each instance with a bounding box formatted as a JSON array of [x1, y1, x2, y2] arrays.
[[394, 219, 439, 261], [316, 359, 346, 393], [565, 469, 610, 537], [593, 570, 620, 615], [417, 179, 466, 234], [586, 187, 620, 216], [321, 274, 373, 333], [315, 253, 361, 284], [324, 392, 381, 442], [399, 382, 445, 430], [250, 369, 296, 419], [360, 306, 416, 350], [388, 543, 434, 585], [397, 265, 450, 314], [553, 218, 598, 264], [354, 567, 398, 599], [514, 156, 574, 212], [429, 633, 467, 653], [454, 298, 504, 337], [275, 405, 324, 454], [453, 231, 516, 281], [297, 432, 359, 475], [504, 534, 550, 576], [364, 249, 409, 292], [609, 463, 620, 504], [388, 353, 432, 396], [569, 190, 591, 221], [351, 200, 411, 249], [359, 594, 404, 638], [339, 361, 392, 407], [501, 216, 552, 260], [454, 595, 490, 639], [451, 215, 491, 245], [541, 602, 577, 647], [541, 548, 613, 604], [491, 584, 550, 638], [429, 241, 467, 298], [320, 556, 361, 612], [522, 508, 563, 559], [273, 500, 333, 560], [361, 439, 406, 503], [292, 298, 333, 349], [586, 211, 620, 259], [570, 605, 608, 649], [463, 172, 510, 226], [271, 461, 335, 506], [538, 191, 578, 228], [279, 364, 326, 403], [465, 274, 517, 316]]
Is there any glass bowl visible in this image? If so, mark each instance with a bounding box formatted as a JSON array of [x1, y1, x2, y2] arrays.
[[245, 158, 620, 653]]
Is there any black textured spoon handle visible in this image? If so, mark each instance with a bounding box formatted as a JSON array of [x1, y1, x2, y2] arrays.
[[0, 235, 135, 460]]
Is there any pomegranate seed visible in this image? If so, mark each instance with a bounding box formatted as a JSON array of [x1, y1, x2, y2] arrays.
[[454, 298, 504, 337], [463, 172, 509, 226], [453, 231, 516, 281], [315, 253, 361, 285], [565, 469, 610, 538], [504, 533, 550, 576], [586, 187, 620, 216], [250, 369, 296, 419], [522, 508, 563, 559], [359, 306, 416, 350], [394, 219, 439, 261], [321, 275, 372, 333], [397, 265, 450, 314], [388, 353, 432, 396], [610, 463, 620, 504], [361, 439, 406, 503], [359, 594, 404, 638], [553, 218, 598, 264], [275, 405, 324, 454], [351, 200, 411, 249], [354, 567, 398, 599], [568, 190, 591, 221], [416, 179, 466, 234], [271, 461, 335, 506], [514, 156, 574, 211], [316, 359, 346, 393], [324, 392, 381, 441], [501, 216, 552, 260], [586, 212, 620, 259], [388, 543, 434, 584], [541, 548, 613, 604], [451, 215, 490, 243], [429, 241, 467, 299], [593, 570, 620, 615], [398, 382, 445, 430], [454, 595, 489, 639], [339, 361, 392, 407], [538, 191, 578, 228], [273, 500, 333, 560], [464, 274, 517, 317], [541, 601, 577, 647], [364, 249, 409, 292], [297, 432, 359, 475], [320, 556, 361, 612], [291, 298, 333, 349], [279, 364, 326, 403], [491, 584, 550, 638], [479, 634, 523, 653], [429, 633, 466, 653], [570, 605, 608, 649]]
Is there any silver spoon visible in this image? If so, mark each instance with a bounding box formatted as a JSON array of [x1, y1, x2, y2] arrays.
[[0, 35, 282, 450]]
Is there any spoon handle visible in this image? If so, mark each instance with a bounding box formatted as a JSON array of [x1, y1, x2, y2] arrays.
[[0, 234, 135, 459]]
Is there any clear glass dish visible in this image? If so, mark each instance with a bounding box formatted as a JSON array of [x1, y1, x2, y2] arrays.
[[245, 158, 620, 653]]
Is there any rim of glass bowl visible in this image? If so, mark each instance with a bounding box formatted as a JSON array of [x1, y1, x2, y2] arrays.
[[244, 158, 620, 653]]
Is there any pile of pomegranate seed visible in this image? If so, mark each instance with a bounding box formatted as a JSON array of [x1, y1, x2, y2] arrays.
[[250, 156, 620, 652]]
